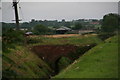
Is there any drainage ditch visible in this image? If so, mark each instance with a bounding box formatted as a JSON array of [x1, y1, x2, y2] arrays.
[[31, 44, 96, 77]]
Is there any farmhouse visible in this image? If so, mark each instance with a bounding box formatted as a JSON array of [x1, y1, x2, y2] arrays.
[[56, 26, 72, 34]]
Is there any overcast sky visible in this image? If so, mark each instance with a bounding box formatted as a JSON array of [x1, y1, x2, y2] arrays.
[[1, 2, 118, 23]]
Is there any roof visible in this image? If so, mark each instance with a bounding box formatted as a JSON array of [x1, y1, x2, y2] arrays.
[[25, 32, 33, 35], [56, 26, 71, 31]]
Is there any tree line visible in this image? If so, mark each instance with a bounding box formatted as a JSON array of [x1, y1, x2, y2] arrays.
[[2, 13, 120, 52]]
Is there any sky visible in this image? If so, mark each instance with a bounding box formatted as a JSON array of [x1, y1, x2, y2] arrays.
[[1, 2, 119, 23]]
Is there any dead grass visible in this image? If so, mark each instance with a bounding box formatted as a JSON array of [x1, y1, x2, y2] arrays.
[[29, 34, 80, 38]]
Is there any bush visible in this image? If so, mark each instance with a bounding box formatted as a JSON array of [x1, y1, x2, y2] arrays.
[[27, 37, 43, 44], [72, 23, 83, 30], [101, 13, 119, 32], [54, 57, 72, 74], [33, 24, 52, 35], [98, 32, 115, 41], [2, 29, 25, 52], [69, 43, 96, 60]]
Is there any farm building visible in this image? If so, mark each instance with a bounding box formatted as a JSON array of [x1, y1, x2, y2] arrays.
[[78, 30, 95, 34], [56, 26, 72, 34], [25, 32, 33, 36]]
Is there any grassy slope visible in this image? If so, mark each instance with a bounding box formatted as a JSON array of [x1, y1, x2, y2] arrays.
[[54, 36, 118, 78], [2, 34, 103, 78], [2, 46, 53, 78]]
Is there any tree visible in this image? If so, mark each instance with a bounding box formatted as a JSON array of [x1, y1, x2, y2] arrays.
[[62, 19, 65, 22], [64, 22, 71, 28], [31, 19, 36, 22], [101, 13, 119, 32], [33, 24, 50, 35], [72, 23, 83, 30]]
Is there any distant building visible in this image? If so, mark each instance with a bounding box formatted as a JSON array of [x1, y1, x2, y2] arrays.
[[79, 30, 95, 34], [56, 26, 72, 34], [25, 32, 33, 36], [20, 28, 28, 31], [13, 28, 28, 31]]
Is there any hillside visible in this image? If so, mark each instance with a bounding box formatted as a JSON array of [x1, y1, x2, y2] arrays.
[[2, 34, 102, 78], [2, 46, 53, 78], [54, 36, 118, 78]]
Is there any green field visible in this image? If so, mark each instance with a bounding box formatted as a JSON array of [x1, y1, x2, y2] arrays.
[[28, 34, 102, 46], [53, 36, 118, 78]]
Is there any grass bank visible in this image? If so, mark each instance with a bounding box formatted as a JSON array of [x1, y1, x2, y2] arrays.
[[2, 46, 53, 78], [54, 36, 118, 78]]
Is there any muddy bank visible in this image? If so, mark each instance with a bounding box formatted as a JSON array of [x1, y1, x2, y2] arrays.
[[32, 44, 96, 75], [32, 45, 77, 62]]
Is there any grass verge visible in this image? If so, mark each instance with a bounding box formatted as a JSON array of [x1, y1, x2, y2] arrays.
[[53, 35, 118, 78]]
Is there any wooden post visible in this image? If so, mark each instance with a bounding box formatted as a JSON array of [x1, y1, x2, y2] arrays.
[[13, 0, 19, 30]]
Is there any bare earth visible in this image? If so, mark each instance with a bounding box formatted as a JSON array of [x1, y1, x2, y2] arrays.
[[29, 34, 97, 38], [43, 34, 80, 38], [29, 34, 80, 38]]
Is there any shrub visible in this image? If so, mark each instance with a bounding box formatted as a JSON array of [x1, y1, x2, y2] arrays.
[[2, 29, 25, 52], [98, 32, 115, 41], [33, 24, 52, 35], [55, 57, 72, 74], [69, 43, 96, 60]]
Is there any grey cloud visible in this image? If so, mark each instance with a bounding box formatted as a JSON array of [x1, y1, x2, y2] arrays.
[[2, 2, 118, 23]]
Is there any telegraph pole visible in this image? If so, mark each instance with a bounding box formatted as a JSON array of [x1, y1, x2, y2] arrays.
[[13, 0, 19, 30]]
